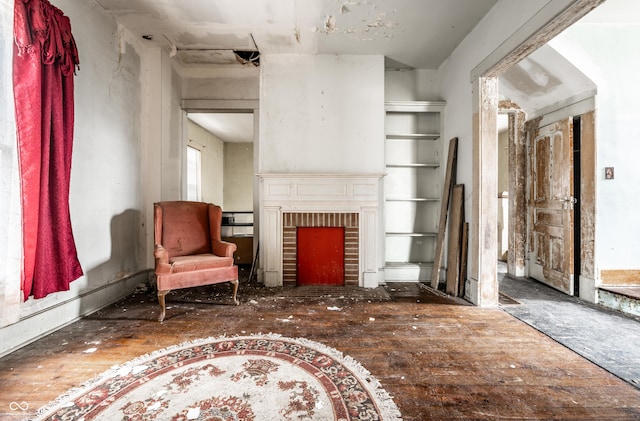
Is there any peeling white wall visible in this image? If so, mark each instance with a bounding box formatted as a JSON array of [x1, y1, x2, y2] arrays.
[[69, 2, 142, 290], [160, 61, 185, 201], [181, 67, 259, 100], [259, 54, 385, 174], [0, 0, 172, 356], [385, 69, 440, 101], [549, 2, 640, 272], [440, 0, 557, 210]]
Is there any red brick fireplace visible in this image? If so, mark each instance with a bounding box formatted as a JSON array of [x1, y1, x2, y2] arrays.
[[283, 212, 359, 285], [259, 174, 382, 288]]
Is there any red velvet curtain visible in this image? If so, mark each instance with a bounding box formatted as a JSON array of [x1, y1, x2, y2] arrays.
[[13, 0, 83, 300]]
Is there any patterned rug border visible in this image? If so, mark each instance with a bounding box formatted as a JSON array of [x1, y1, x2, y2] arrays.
[[33, 333, 403, 420]]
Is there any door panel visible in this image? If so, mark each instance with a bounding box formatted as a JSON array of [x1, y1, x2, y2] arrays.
[[297, 227, 345, 285], [528, 118, 574, 294]]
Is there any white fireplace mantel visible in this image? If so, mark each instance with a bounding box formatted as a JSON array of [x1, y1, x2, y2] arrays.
[[258, 174, 383, 288]]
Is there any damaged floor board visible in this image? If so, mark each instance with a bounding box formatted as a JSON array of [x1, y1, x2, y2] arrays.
[[1, 274, 640, 420]]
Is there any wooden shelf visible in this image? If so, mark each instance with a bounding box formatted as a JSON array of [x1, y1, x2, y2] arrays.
[[385, 261, 434, 266], [385, 100, 446, 113], [386, 133, 440, 140], [386, 197, 440, 202], [384, 100, 445, 282], [386, 163, 439, 168], [386, 232, 437, 237]]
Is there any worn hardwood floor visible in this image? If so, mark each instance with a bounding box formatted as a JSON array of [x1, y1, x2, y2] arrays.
[[1, 273, 640, 420]]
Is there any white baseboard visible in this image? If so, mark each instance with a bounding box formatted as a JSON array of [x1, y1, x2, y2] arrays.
[[0, 270, 151, 358], [578, 275, 597, 303], [598, 289, 640, 318], [384, 263, 433, 282]]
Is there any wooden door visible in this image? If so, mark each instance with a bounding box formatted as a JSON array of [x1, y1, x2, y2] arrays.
[[528, 118, 574, 294]]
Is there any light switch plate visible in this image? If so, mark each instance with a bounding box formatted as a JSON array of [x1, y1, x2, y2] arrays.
[[605, 167, 614, 179]]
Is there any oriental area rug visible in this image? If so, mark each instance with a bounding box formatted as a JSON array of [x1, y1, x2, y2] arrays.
[[34, 334, 402, 420]]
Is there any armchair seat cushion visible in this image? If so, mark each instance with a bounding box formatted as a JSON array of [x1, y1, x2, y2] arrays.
[[169, 254, 234, 273]]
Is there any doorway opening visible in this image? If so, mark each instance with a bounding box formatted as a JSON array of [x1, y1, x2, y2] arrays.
[[186, 112, 254, 210], [497, 113, 510, 265], [474, 0, 604, 306], [573, 115, 581, 296], [183, 104, 258, 270]]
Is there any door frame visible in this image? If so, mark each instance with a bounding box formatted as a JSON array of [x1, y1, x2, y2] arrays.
[[522, 102, 597, 300], [498, 102, 527, 279], [526, 117, 575, 295], [497, 101, 595, 299], [470, 0, 604, 306], [181, 99, 260, 274]]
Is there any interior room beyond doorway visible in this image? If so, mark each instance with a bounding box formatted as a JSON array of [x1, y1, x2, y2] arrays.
[[186, 111, 255, 267]]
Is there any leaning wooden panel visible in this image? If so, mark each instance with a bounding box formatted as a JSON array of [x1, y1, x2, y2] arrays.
[[431, 137, 458, 289], [459, 222, 469, 297], [446, 184, 464, 296]]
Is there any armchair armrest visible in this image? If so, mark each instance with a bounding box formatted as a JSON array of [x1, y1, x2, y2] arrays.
[[212, 239, 237, 258], [154, 244, 171, 274]]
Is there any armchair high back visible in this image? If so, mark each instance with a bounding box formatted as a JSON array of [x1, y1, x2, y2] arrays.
[[154, 201, 239, 321]]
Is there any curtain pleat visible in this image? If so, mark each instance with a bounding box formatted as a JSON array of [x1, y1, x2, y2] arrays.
[[13, 0, 82, 300]]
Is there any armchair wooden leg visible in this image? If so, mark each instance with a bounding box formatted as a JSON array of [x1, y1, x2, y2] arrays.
[[158, 290, 168, 322], [230, 279, 240, 306]]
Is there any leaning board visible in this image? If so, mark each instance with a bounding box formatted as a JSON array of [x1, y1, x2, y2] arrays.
[[446, 184, 464, 296], [430, 137, 458, 289]]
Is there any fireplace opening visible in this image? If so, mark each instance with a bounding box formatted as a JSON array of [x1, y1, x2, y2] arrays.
[[296, 227, 345, 285], [282, 212, 359, 285]]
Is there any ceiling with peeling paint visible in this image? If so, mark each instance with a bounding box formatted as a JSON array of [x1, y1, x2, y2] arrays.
[[93, 0, 639, 140], [93, 0, 498, 69], [500, 44, 596, 120], [93, 0, 497, 142]]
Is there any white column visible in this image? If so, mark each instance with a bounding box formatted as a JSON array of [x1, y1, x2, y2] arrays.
[[262, 206, 282, 287], [470, 77, 499, 307], [361, 206, 378, 287]]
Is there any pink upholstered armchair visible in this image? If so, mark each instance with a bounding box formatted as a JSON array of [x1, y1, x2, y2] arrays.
[[153, 201, 239, 322]]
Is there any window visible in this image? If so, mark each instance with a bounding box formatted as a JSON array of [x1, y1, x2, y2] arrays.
[[186, 146, 201, 201]]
